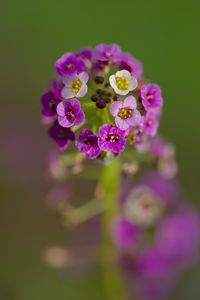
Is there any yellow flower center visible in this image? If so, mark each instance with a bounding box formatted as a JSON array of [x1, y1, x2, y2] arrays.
[[118, 107, 133, 119], [71, 78, 82, 94], [115, 76, 129, 90]]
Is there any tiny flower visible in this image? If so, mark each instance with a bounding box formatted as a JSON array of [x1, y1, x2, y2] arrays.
[[120, 52, 143, 79], [141, 112, 159, 136], [41, 90, 60, 117], [110, 217, 141, 252], [95, 43, 122, 63], [109, 70, 138, 96], [140, 83, 163, 111], [76, 48, 93, 69], [61, 72, 89, 99], [55, 53, 85, 76], [48, 120, 75, 150], [98, 124, 126, 155], [110, 96, 141, 130], [124, 186, 163, 227], [56, 98, 85, 128], [76, 128, 100, 159]]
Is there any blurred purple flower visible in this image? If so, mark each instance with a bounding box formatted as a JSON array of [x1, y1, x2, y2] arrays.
[[120, 52, 143, 79], [141, 83, 163, 111], [48, 120, 75, 150], [76, 128, 100, 159], [55, 53, 85, 76], [110, 217, 141, 252], [95, 43, 122, 63]]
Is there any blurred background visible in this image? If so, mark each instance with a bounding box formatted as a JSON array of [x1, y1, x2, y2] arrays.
[[0, 0, 200, 299]]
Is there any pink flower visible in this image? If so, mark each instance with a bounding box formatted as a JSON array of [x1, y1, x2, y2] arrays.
[[110, 96, 141, 130]]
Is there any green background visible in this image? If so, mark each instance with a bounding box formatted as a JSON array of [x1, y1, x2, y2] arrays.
[[0, 0, 200, 299]]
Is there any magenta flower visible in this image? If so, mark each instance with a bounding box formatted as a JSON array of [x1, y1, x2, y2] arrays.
[[141, 112, 159, 136], [56, 98, 85, 128], [120, 52, 143, 79], [156, 208, 200, 268], [141, 83, 163, 111], [95, 43, 122, 63], [98, 124, 126, 155], [76, 128, 100, 159], [41, 90, 60, 117], [110, 96, 141, 130], [48, 120, 75, 150], [55, 53, 85, 76], [110, 217, 141, 252], [76, 47, 93, 62]]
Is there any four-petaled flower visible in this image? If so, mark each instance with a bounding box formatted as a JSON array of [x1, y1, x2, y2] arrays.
[[56, 98, 85, 128], [98, 124, 126, 155], [41, 90, 60, 117], [48, 120, 75, 150], [141, 112, 159, 136], [120, 52, 143, 80], [95, 43, 122, 64], [76, 128, 100, 159], [61, 72, 89, 99], [109, 70, 138, 96], [55, 53, 85, 76], [140, 83, 163, 111], [110, 96, 141, 130]]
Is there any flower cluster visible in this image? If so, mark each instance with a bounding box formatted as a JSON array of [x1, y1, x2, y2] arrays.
[[110, 173, 200, 300], [40, 44, 163, 160]]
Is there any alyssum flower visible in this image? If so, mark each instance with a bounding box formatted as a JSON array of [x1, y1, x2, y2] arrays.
[[40, 43, 164, 160]]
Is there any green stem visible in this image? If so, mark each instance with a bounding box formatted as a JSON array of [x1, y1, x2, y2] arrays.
[[98, 158, 127, 300]]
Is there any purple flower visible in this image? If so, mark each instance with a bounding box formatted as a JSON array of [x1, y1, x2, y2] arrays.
[[141, 112, 159, 136], [95, 43, 122, 63], [156, 207, 200, 268], [110, 96, 141, 130], [76, 47, 93, 61], [48, 120, 75, 150], [120, 52, 143, 79], [56, 98, 85, 128], [55, 53, 85, 76], [75, 128, 100, 159], [41, 90, 60, 117], [110, 217, 141, 252], [98, 124, 126, 155], [141, 84, 163, 111]]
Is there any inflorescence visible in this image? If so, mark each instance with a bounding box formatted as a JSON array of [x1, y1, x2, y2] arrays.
[[40, 44, 163, 160]]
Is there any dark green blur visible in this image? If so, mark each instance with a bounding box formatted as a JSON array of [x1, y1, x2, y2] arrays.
[[0, 0, 200, 299]]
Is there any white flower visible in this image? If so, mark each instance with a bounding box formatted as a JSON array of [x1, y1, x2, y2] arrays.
[[124, 186, 163, 227], [61, 72, 89, 99], [109, 69, 138, 96]]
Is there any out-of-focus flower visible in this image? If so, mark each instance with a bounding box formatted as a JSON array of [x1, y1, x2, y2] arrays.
[[140, 84, 163, 111], [76, 128, 100, 159], [109, 70, 138, 95], [40, 90, 60, 117], [110, 217, 141, 252], [110, 96, 141, 130], [55, 53, 85, 76], [141, 112, 159, 136], [57, 98, 85, 128], [95, 43, 122, 63], [44, 245, 70, 268], [46, 182, 69, 209], [61, 72, 89, 99], [47, 152, 66, 180], [48, 120, 75, 150], [98, 124, 126, 155], [119, 52, 143, 79], [124, 186, 163, 227], [156, 207, 200, 269]]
